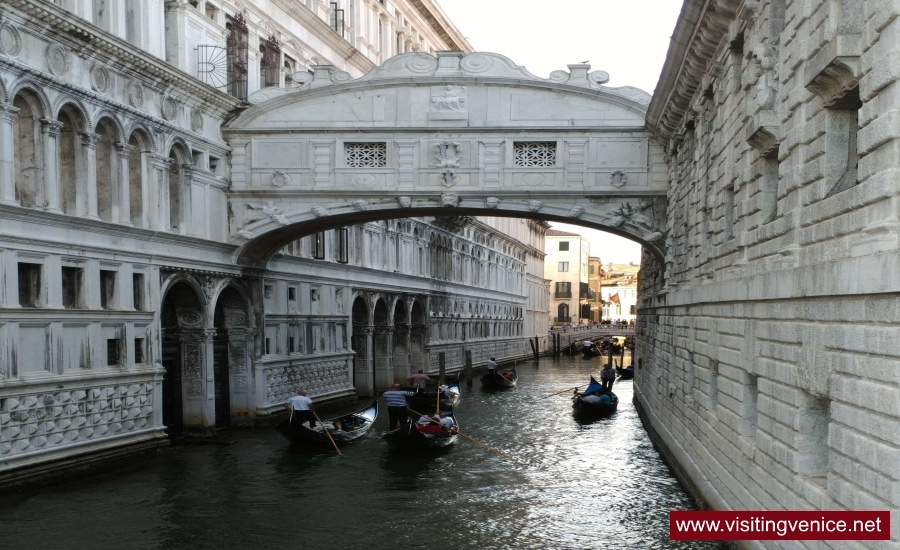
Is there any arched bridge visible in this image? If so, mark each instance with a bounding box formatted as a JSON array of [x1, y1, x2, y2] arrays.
[[224, 52, 669, 267]]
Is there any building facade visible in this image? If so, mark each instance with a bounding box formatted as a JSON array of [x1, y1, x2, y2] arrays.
[[599, 262, 639, 324], [0, 0, 548, 485], [543, 229, 590, 327], [638, 0, 900, 544]]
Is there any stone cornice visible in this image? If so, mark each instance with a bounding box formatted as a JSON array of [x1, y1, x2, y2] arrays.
[[5, 0, 240, 113], [407, 0, 472, 53], [646, 0, 740, 142]]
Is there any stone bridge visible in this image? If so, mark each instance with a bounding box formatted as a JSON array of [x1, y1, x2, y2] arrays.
[[223, 52, 669, 268]]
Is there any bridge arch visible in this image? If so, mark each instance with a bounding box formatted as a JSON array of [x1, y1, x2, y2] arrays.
[[224, 52, 669, 272]]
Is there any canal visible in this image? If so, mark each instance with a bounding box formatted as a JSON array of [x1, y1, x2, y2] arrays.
[[0, 355, 727, 550]]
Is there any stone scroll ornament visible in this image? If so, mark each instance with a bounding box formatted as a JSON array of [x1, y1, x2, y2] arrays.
[[434, 142, 462, 168]]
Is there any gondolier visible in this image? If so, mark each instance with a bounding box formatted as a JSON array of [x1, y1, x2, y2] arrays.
[[382, 383, 414, 429], [285, 390, 316, 429]]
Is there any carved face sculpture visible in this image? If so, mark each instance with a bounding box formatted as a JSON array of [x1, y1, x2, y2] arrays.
[[527, 200, 543, 212], [398, 196, 412, 208], [441, 193, 458, 207], [311, 206, 327, 217], [485, 197, 500, 209]]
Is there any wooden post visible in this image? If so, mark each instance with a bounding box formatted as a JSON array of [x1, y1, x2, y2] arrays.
[[607, 347, 613, 369], [530, 337, 539, 362], [438, 352, 446, 384], [464, 349, 473, 388], [568, 336, 573, 355]]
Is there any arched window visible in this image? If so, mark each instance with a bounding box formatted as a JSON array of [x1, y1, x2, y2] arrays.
[[56, 104, 86, 216], [168, 145, 190, 233], [94, 118, 120, 222], [12, 91, 43, 208], [127, 130, 151, 227]]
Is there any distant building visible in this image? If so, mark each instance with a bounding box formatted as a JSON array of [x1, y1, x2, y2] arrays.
[[544, 230, 590, 326], [600, 263, 639, 323], [587, 256, 603, 323]]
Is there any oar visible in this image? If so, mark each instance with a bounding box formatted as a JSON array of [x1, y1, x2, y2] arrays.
[[537, 386, 582, 400], [435, 385, 441, 416], [313, 411, 342, 456], [407, 408, 510, 460]]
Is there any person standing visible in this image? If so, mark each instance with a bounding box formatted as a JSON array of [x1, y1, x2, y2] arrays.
[[486, 357, 498, 374], [407, 369, 432, 389], [382, 383, 413, 430], [285, 390, 316, 430], [599, 364, 616, 392]]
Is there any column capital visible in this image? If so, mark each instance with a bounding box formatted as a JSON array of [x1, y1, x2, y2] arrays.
[[80, 132, 101, 149], [150, 154, 174, 170], [115, 142, 135, 158], [0, 104, 21, 122], [40, 119, 64, 137]]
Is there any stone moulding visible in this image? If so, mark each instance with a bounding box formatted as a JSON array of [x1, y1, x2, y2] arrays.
[[805, 35, 861, 108]]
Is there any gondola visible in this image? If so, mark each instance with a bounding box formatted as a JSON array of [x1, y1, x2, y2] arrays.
[[572, 376, 618, 416], [405, 382, 461, 412], [277, 401, 378, 445], [480, 367, 517, 389], [616, 365, 635, 380], [382, 411, 459, 451], [582, 345, 602, 358]]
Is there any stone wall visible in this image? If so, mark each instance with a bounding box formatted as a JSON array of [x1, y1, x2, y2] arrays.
[[640, 0, 899, 546]]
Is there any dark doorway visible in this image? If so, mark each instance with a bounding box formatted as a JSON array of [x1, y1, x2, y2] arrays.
[[212, 329, 231, 427]]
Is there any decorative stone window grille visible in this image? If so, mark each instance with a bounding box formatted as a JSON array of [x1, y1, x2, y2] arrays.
[[514, 142, 556, 167], [345, 143, 387, 167]]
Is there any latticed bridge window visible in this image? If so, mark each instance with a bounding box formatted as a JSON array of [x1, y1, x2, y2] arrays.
[[514, 141, 556, 167], [345, 143, 387, 167]]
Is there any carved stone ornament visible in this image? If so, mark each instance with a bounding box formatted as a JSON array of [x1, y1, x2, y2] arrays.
[[397, 196, 412, 208], [567, 206, 585, 218], [311, 206, 327, 217], [271, 171, 291, 187], [90, 64, 111, 94], [352, 174, 377, 187], [190, 109, 204, 132], [161, 96, 178, 121], [431, 85, 466, 112], [440, 170, 459, 188], [0, 22, 23, 57], [46, 44, 70, 76], [527, 200, 543, 212], [237, 229, 256, 240], [125, 81, 144, 108], [441, 193, 459, 208], [202, 276, 218, 298], [434, 141, 462, 168], [485, 197, 500, 209], [247, 201, 289, 226], [609, 170, 628, 188], [352, 199, 369, 211]]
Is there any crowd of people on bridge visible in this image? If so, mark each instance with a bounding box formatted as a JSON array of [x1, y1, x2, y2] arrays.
[[553, 319, 635, 333]]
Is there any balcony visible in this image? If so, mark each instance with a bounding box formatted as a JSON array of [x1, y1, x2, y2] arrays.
[[554, 316, 572, 323], [555, 291, 572, 299]]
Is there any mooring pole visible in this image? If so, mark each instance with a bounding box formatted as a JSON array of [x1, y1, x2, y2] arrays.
[[438, 352, 446, 385], [464, 349, 473, 388]]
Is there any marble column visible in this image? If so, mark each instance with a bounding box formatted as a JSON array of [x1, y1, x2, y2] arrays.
[[40, 119, 63, 213], [116, 142, 134, 225], [79, 132, 101, 219], [0, 105, 20, 205]]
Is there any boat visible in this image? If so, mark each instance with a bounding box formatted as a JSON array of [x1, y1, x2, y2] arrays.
[[382, 411, 459, 451], [572, 376, 618, 416], [582, 344, 602, 358], [405, 382, 461, 412], [480, 367, 517, 389], [276, 401, 378, 445], [616, 365, 635, 380]]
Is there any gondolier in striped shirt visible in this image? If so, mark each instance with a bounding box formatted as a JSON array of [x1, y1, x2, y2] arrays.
[[382, 383, 414, 430], [285, 390, 316, 430]]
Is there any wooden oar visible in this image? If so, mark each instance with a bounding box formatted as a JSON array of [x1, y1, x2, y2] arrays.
[[312, 411, 342, 456], [407, 408, 510, 460], [537, 386, 582, 400], [435, 386, 441, 416]]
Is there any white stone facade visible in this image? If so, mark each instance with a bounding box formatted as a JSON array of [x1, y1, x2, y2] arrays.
[[0, 0, 549, 485], [641, 0, 899, 546]]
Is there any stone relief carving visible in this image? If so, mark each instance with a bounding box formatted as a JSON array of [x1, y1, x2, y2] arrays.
[[246, 201, 289, 226], [311, 206, 327, 217], [0, 22, 23, 57], [90, 65, 111, 94], [125, 80, 144, 108], [567, 206, 585, 218], [190, 109, 203, 132], [431, 85, 466, 112], [440, 170, 458, 187], [609, 170, 628, 187], [237, 229, 256, 240], [161, 96, 178, 121], [527, 200, 543, 212], [397, 196, 411, 208], [608, 201, 665, 242], [434, 141, 462, 167], [441, 193, 458, 207], [751, 43, 778, 109], [46, 44, 69, 76], [351, 199, 369, 211], [351, 174, 377, 187], [202, 276, 218, 298], [271, 171, 291, 187], [485, 197, 500, 209]]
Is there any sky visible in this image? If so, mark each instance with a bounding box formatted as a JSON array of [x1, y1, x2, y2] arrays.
[[438, 0, 683, 263]]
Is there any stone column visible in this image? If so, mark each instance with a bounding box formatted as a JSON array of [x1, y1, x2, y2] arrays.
[[180, 328, 217, 436], [40, 119, 63, 213], [149, 154, 172, 230], [116, 142, 134, 226], [79, 132, 101, 219], [0, 105, 20, 205]]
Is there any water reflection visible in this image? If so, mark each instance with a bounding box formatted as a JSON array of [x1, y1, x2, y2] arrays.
[[0, 355, 729, 550]]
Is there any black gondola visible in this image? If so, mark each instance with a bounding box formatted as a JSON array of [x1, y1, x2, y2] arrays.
[[405, 382, 461, 412], [383, 411, 459, 451], [582, 345, 602, 358], [616, 365, 635, 380], [572, 376, 618, 415], [480, 367, 517, 389], [277, 401, 378, 445]]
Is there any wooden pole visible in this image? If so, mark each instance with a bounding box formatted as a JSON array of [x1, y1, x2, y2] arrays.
[[464, 349, 473, 388], [534, 336, 539, 362], [438, 352, 446, 385], [312, 411, 342, 456]]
